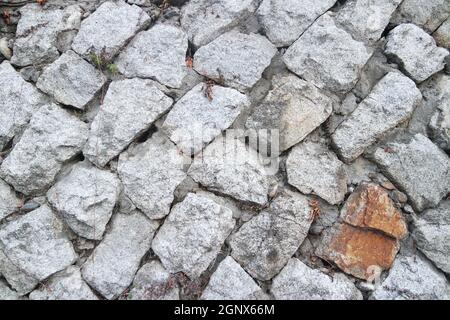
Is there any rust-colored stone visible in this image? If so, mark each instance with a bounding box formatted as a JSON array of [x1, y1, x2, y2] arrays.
[[316, 223, 400, 280], [341, 183, 407, 239]]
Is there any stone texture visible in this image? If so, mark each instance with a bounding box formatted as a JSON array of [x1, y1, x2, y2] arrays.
[[201, 256, 266, 300], [246, 74, 333, 152], [283, 13, 372, 94], [36, 50, 107, 110], [188, 137, 269, 206], [0, 205, 77, 293], [83, 79, 173, 167], [162, 83, 248, 155], [0, 249, 38, 295], [0, 280, 20, 300], [193, 31, 277, 92], [316, 223, 400, 280], [0, 61, 47, 150], [117, 133, 186, 220], [412, 201, 450, 274], [372, 133, 450, 212], [29, 266, 98, 300], [287, 142, 347, 205], [72, 0, 151, 61], [180, 0, 260, 47], [127, 260, 179, 300], [271, 258, 362, 300], [341, 183, 408, 239], [385, 24, 449, 83], [429, 101, 450, 151], [116, 24, 188, 88], [332, 72, 422, 162], [371, 254, 450, 300], [0, 103, 89, 195], [152, 193, 235, 279], [256, 0, 337, 47], [0, 178, 20, 221], [229, 189, 313, 280], [11, 4, 82, 67], [434, 17, 450, 49], [82, 212, 159, 300], [47, 162, 120, 240]]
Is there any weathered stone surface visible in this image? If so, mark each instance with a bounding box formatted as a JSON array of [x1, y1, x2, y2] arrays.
[[371, 254, 450, 300], [29, 266, 98, 300], [0, 179, 20, 221], [0, 205, 77, 293], [0, 249, 38, 295], [335, 0, 402, 45], [412, 201, 450, 274], [229, 189, 313, 280], [332, 72, 422, 162], [84, 79, 173, 167], [180, 0, 260, 47], [271, 258, 362, 300], [385, 24, 449, 82], [47, 162, 120, 240], [256, 0, 336, 47], [434, 17, 450, 49], [117, 133, 186, 219], [246, 74, 333, 152], [82, 212, 159, 300], [36, 51, 107, 110], [316, 223, 400, 280], [127, 260, 179, 300], [188, 137, 269, 206], [283, 13, 372, 94], [0, 103, 89, 195], [372, 133, 449, 212], [11, 4, 82, 67], [0, 61, 47, 150], [72, 0, 151, 61], [162, 83, 248, 155], [193, 31, 277, 92], [429, 102, 450, 151], [152, 193, 235, 279], [0, 280, 20, 300], [287, 142, 347, 205], [341, 183, 407, 239], [201, 256, 266, 300], [116, 24, 188, 88]]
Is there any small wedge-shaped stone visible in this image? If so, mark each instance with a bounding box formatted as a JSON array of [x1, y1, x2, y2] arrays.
[[116, 24, 188, 88], [84, 79, 173, 167], [434, 17, 450, 49], [36, 51, 107, 110], [341, 183, 408, 239], [385, 24, 449, 82], [194, 31, 277, 92], [257, 0, 337, 47], [287, 142, 347, 205], [332, 72, 422, 162], [118, 133, 186, 220], [82, 212, 159, 300], [412, 201, 450, 274], [47, 161, 121, 240], [162, 83, 248, 155], [0, 61, 47, 150], [0, 205, 77, 293], [180, 0, 260, 47], [29, 266, 98, 300], [188, 137, 269, 206], [11, 4, 82, 67], [429, 101, 450, 151], [0, 179, 20, 221], [71, 0, 151, 61], [283, 13, 372, 94], [372, 133, 450, 212], [152, 193, 235, 279], [271, 258, 363, 300], [229, 189, 313, 281], [0, 103, 89, 195], [246, 74, 333, 152], [201, 256, 266, 300]]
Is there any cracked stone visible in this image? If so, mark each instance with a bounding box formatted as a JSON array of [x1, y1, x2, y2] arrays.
[[429, 101, 450, 152], [116, 24, 188, 88], [152, 193, 235, 279], [0, 280, 20, 300], [0, 103, 89, 195], [434, 17, 450, 49], [0, 178, 20, 221], [83, 78, 173, 167]]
